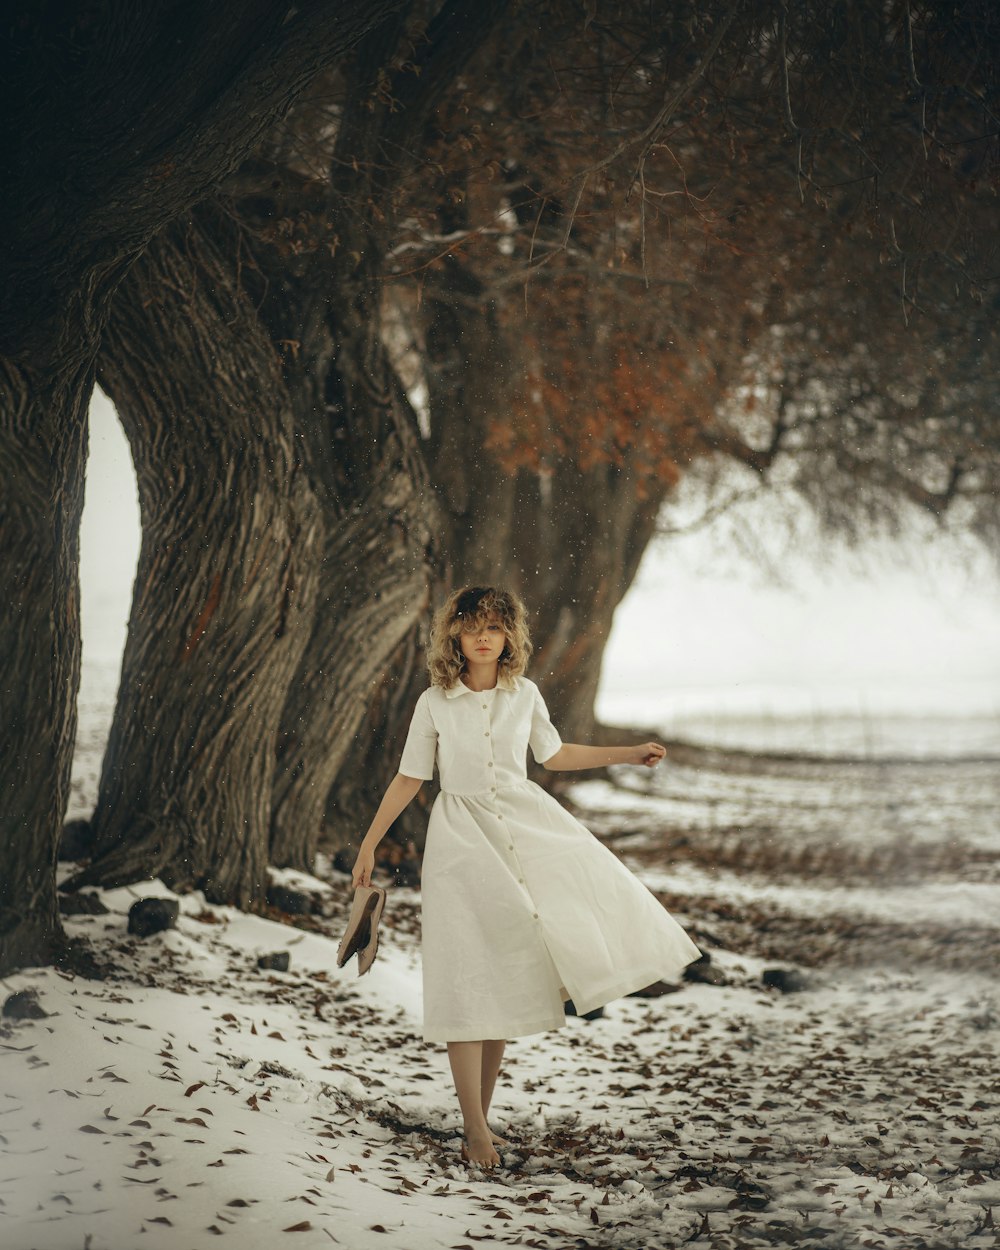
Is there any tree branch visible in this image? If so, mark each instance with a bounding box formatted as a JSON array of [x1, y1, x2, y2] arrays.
[[1, 0, 408, 356]]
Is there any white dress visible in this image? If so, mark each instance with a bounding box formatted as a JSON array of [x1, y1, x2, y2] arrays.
[[398, 674, 702, 1043]]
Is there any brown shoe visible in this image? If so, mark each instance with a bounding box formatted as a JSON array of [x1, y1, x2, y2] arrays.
[[336, 885, 387, 976]]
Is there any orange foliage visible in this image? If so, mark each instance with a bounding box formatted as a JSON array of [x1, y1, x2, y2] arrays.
[[485, 309, 708, 499]]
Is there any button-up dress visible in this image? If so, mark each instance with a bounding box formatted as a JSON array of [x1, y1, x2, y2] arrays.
[[398, 675, 701, 1043]]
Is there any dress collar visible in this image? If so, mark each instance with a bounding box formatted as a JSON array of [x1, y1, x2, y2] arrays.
[[445, 673, 521, 699]]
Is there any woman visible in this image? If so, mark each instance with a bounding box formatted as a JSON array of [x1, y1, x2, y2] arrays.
[[351, 585, 700, 1168]]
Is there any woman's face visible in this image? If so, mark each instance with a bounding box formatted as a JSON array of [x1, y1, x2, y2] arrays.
[[458, 616, 507, 667]]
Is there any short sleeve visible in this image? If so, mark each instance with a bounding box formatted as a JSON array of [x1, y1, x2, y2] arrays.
[[398, 690, 438, 780], [529, 684, 563, 764]]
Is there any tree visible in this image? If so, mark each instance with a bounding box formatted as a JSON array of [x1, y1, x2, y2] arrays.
[[65, 1, 508, 891], [42, 0, 1000, 917], [384, 0, 999, 735], [0, 0, 408, 975], [62, 208, 321, 903]]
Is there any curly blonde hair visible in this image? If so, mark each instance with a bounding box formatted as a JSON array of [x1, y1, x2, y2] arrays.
[[427, 585, 532, 689]]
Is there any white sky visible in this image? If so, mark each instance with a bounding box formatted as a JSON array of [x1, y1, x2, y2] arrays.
[[81, 389, 1000, 717]]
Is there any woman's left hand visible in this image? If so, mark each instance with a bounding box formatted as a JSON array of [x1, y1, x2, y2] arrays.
[[631, 742, 666, 767]]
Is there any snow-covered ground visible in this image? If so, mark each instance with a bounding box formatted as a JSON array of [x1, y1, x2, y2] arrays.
[[3, 872, 998, 1250], [3, 664, 999, 1250]]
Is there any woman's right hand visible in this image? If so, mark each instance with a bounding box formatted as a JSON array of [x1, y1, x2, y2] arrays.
[[351, 844, 375, 889]]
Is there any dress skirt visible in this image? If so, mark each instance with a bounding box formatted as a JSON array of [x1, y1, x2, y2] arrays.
[[420, 779, 701, 1043]]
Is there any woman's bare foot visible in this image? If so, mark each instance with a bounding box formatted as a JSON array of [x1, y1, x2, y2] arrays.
[[489, 1129, 508, 1147], [462, 1127, 501, 1168]]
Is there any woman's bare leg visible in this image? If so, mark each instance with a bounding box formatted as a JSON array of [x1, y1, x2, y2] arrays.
[[480, 1039, 507, 1144], [447, 1041, 500, 1167]]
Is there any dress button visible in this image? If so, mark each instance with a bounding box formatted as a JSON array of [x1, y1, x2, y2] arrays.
[[481, 703, 488, 709], [508, 843, 514, 850], [484, 731, 489, 736], [487, 761, 493, 768], [532, 912, 539, 919]]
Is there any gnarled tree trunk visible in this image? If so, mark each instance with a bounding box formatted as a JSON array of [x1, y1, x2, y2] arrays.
[[420, 267, 667, 741], [0, 354, 90, 971], [0, 0, 408, 972], [260, 1, 507, 864], [62, 211, 319, 905], [269, 369, 439, 867]]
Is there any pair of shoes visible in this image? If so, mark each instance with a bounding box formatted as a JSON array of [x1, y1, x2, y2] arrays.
[[336, 885, 387, 976]]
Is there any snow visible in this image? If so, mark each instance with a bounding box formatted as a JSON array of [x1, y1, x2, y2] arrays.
[[4, 663, 999, 1249], [3, 875, 999, 1250]]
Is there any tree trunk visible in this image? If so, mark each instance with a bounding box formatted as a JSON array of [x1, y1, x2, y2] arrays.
[[260, 2, 508, 865], [515, 467, 664, 741], [324, 623, 437, 850], [0, 351, 89, 973], [420, 266, 669, 742], [0, 0, 407, 973], [1, 1, 408, 361], [61, 211, 319, 905], [269, 381, 439, 867]]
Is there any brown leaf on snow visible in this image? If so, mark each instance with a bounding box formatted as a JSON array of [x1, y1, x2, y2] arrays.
[[185, 1081, 207, 1098], [283, 1221, 313, 1231], [79, 1124, 104, 1133]]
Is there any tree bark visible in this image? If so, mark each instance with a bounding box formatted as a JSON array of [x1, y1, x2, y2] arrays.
[[269, 376, 438, 867], [258, 0, 508, 864], [0, 0, 408, 360], [0, 354, 89, 973], [0, 0, 406, 974], [420, 266, 667, 741], [61, 211, 319, 905]]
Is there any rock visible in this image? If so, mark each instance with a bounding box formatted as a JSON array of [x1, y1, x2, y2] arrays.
[[331, 848, 355, 876], [627, 980, 682, 998], [59, 891, 109, 916], [564, 999, 604, 1020], [762, 967, 809, 993], [127, 897, 180, 937], [257, 951, 290, 972], [266, 884, 312, 915], [683, 951, 729, 986], [3, 988, 49, 1020], [59, 819, 94, 862]]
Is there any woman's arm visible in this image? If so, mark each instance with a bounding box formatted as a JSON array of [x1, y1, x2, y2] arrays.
[[351, 772, 424, 887], [542, 742, 666, 771]]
